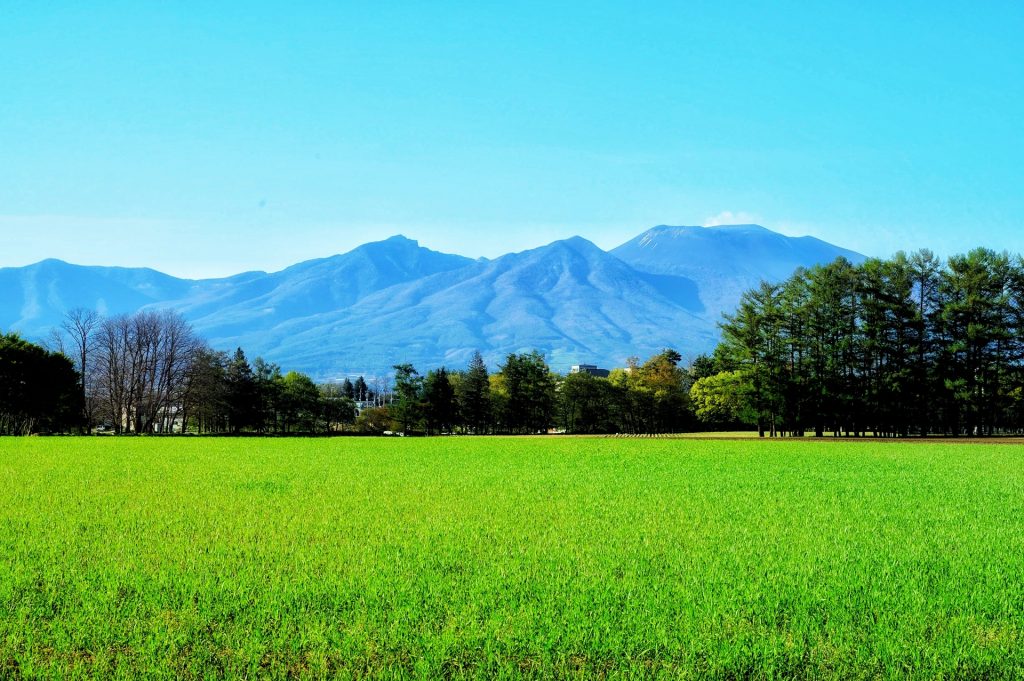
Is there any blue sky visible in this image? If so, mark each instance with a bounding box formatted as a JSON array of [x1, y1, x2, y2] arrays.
[[2, 1, 1021, 278]]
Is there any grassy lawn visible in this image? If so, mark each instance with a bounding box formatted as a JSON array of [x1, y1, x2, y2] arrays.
[[1, 436, 1023, 679]]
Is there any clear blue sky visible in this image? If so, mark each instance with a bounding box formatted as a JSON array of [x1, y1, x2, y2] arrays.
[[2, 1, 1021, 278]]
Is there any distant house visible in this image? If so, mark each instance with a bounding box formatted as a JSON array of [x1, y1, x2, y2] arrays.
[[354, 400, 377, 414], [570, 364, 610, 378]]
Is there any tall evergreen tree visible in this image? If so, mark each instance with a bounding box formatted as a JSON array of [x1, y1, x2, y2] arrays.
[[353, 376, 370, 403], [225, 348, 257, 434], [391, 364, 424, 434], [908, 249, 943, 434], [340, 377, 355, 400], [423, 367, 458, 435], [252, 357, 283, 434], [937, 249, 1014, 435], [499, 351, 556, 434], [720, 282, 787, 436], [458, 351, 492, 434], [185, 348, 229, 433]]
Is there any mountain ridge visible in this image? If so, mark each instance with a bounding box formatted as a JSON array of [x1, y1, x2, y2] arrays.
[[611, 224, 866, 322], [0, 225, 865, 376]]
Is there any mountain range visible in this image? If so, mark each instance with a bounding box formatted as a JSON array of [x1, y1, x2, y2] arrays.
[[0, 225, 864, 377]]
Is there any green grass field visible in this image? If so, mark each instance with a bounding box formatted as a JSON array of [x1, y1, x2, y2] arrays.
[[2, 437, 1023, 679]]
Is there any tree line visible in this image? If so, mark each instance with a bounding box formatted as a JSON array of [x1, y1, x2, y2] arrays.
[[36, 308, 364, 435], [1, 306, 699, 435], [6, 248, 1024, 438], [691, 248, 1024, 437], [373, 348, 695, 436]]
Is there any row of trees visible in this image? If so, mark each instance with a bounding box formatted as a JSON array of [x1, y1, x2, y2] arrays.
[[376, 349, 695, 435], [691, 249, 1024, 437], [26, 308, 697, 436], [183, 348, 357, 434], [4, 303, 702, 435], [46, 309, 359, 435], [12, 248, 1024, 438]]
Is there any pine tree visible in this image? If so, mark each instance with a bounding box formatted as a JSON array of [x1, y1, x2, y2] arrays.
[[499, 351, 556, 434], [938, 249, 1014, 435], [908, 249, 943, 434], [225, 348, 257, 434], [353, 376, 370, 403], [458, 351, 492, 434], [391, 364, 424, 434], [340, 377, 355, 400], [720, 282, 787, 436], [423, 367, 458, 435]]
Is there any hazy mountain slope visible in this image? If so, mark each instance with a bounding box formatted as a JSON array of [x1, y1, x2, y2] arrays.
[[0, 259, 195, 339], [162, 235, 477, 339], [0, 236, 476, 345], [611, 224, 866, 320], [0, 225, 865, 377], [221, 237, 713, 377]]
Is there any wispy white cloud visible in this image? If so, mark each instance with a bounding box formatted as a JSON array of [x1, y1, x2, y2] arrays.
[[702, 211, 761, 227]]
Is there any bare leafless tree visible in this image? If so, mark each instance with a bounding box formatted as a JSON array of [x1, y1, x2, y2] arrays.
[[61, 308, 101, 431], [93, 310, 201, 433]]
